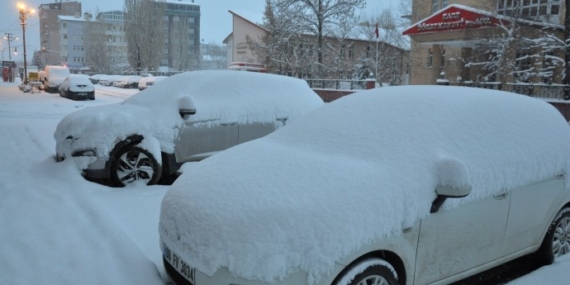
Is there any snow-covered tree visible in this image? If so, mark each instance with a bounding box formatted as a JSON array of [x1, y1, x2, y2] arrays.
[[270, 0, 366, 76], [249, 0, 319, 77], [465, 3, 564, 84], [124, 0, 164, 72], [84, 9, 111, 74], [354, 9, 409, 85]]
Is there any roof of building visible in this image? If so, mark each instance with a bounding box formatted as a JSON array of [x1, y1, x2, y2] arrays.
[[58, 15, 85, 22], [403, 4, 563, 36]]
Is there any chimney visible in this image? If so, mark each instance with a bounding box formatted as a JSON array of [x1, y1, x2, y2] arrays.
[[84, 12, 92, 21]]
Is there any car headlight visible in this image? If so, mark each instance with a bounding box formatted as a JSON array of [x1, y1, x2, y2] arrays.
[[72, 149, 97, 157]]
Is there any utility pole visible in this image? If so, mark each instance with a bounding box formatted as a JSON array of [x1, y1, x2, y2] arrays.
[[18, 3, 34, 85], [4, 33, 15, 60]]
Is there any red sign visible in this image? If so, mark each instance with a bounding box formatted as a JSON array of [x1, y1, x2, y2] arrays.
[[403, 5, 509, 35]]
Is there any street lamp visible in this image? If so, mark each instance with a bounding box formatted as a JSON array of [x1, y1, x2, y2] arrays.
[[18, 2, 34, 85]]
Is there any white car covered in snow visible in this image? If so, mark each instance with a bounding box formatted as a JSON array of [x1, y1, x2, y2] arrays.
[[159, 86, 570, 285], [138, 76, 168, 90], [59, 75, 95, 100], [113, 75, 142, 89], [54, 70, 324, 187]]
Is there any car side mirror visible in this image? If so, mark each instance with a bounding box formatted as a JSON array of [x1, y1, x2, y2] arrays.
[[430, 185, 472, 213], [178, 96, 196, 119]]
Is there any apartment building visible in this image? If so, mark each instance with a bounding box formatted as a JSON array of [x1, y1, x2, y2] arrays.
[[38, 1, 82, 66]]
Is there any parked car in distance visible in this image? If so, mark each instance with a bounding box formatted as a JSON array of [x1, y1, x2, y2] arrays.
[[43, 66, 70, 93], [98, 75, 122, 86], [89, 74, 105, 84], [159, 86, 570, 285], [54, 70, 324, 187], [59, 75, 95, 100], [113, 75, 141, 89], [138, 76, 167, 90]]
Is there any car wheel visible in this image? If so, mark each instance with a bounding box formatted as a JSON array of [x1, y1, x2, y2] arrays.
[[337, 259, 399, 285], [534, 207, 570, 265], [110, 145, 162, 187]]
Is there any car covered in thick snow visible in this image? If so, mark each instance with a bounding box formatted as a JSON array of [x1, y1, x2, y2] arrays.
[[54, 70, 324, 187], [159, 86, 570, 285], [138, 76, 168, 90], [113, 75, 142, 89], [59, 75, 95, 100]]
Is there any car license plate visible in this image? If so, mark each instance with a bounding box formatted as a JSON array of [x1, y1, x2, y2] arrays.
[[77, 92, 87, 96], [163, 243, 196, 284]]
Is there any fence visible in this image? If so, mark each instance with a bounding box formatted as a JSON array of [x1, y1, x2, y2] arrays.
[[457, 82, 570, 101], [305, 79, 377, 90]]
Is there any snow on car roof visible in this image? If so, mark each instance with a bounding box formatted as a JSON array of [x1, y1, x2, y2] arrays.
[[127, 70, 324, 124], [160, 85, 570, 284]]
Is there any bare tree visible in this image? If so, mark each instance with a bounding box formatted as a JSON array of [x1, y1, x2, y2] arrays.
[[84, 9, 111, 74], [169, 16, 192, 71], [271, 0, 366, 77], [124, 0, 164, 72]]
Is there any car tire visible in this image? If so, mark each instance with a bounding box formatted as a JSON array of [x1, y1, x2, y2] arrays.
[[337, 258, 399, 285], [534, 207, 570, 265], [110, 145, 162, 187]]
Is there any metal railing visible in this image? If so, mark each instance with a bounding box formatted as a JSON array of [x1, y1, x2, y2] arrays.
[[305, 79, 377, 90], [458, 82, 570, 101]]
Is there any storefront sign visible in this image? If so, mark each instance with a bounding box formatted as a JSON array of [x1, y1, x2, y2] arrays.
[[403, 5, 509, 35]]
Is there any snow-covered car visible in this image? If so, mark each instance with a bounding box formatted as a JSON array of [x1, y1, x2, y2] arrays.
[[54, 70, 324, 187], [98, 75, 122, 86], [43, 66, 71, 93], [113, 75, 141, 89], [89, 74, 106, 84], [159, 86, 570, 285], [138, 76, 167, 90], [59, 75, 95, 100]]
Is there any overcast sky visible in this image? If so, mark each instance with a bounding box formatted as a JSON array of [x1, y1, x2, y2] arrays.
[[0, 0, 402, 63]]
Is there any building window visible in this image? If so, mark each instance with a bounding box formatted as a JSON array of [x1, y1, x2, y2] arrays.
[[62, 34, 67, 39], [497, 0, 560, 19], [431, 0, 439, 13], [427, 48, 433, 67], [432, 0, 449, 13], [340, 45, 346, 58], [349, 47, 354, 59], [62, 23, 67, 28]]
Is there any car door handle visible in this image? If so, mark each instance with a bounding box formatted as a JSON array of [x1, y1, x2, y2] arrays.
[[493, 193, 508, 200], [221, 122, 237, 126]]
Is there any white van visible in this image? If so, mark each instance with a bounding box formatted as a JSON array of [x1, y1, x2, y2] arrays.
[[43, 66, 71, 93]]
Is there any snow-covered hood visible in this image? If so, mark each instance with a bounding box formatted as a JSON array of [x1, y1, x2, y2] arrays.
[[159, 86, 570, 284]]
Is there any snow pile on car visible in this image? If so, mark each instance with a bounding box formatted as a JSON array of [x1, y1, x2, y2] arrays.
[[160, 85, 570, 284], [54, 70, 323, 163]]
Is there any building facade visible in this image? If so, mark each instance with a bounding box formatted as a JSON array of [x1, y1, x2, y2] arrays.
[[405, 0, 565, 85], [154, 0, 201, 71], [38, 1, 82, 66], [225, 11, 409, 84]]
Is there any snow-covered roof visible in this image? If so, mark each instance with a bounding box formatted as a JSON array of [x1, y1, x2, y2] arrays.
[[404, 4, 562, 36], [160, 85, 570, 284], [58, 15, 85, 22]]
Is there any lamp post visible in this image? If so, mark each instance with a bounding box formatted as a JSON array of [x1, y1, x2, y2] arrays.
[[18, 2, 34, 85]]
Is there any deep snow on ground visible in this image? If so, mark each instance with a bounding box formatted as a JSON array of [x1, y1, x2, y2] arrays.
[[0, 81, 568, 284]]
